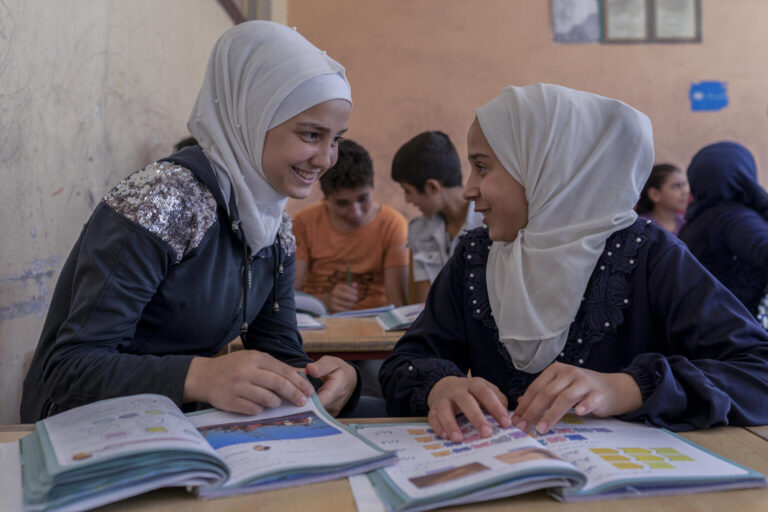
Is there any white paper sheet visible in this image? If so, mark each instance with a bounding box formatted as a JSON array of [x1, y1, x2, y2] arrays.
[[0, 442, 22, 512]]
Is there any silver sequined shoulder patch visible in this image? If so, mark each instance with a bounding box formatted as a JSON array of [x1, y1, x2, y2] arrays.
[[103, 162, 218, 263], [278, 211, 296, 256]]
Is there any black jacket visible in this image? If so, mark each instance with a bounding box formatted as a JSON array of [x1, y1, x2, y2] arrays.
[[21, 146, 359, 421]]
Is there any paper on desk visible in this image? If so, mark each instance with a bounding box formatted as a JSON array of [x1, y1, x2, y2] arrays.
[[0, 442, 22, 512], [349, 474, 386, 512], [297, 312, 325, 330]]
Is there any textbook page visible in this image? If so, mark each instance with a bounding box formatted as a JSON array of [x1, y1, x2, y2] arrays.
[[534, 415, 761, 498], [355, 417, 583, 508], [41, 394, 217, 468], [187, 395, 391, 491]]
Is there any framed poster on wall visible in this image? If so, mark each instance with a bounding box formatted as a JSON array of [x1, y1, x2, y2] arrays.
[[602, 0, 649, 42], [652, 0, 700, 41]]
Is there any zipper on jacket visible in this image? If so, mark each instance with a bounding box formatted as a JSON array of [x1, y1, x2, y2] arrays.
[[272, 239, 281, 313], [231, 217, 251, 344]]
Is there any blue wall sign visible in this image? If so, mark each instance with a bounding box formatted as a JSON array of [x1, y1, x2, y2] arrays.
[[689, 81, 728, 112]]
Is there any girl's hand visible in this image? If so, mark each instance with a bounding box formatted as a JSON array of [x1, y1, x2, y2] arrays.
[[306, 356, 358, 416], [427, 376, 511, 442], [183, 351, 314, 415], [511, 362, 642, 434]]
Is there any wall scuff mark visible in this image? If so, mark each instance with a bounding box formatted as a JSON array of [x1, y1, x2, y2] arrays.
[[0, 255, 62, 321]]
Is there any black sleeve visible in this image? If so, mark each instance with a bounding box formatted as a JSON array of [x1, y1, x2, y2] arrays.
[[244, 249, 362, 412], [721, 208, 768, 275], [379, 248, 469, 416], [620, 238, 768, 429], [39, 205, 195, 412]]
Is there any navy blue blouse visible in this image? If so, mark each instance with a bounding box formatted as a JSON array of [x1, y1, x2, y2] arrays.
[[679, 141, 768, 316], [679, 204, 768, 316], [380, 219, 768, 431]]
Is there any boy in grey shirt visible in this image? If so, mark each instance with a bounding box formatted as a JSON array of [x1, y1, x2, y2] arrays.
[[391, 131, 482, 302]]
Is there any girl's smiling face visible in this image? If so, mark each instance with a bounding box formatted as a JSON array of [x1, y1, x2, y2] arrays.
[[261, 99, 351, 199], [463, 119, 528, 242]]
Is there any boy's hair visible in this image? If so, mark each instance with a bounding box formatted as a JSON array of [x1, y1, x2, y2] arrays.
[[636, 163, 681, 214], [391, 131, 462, 192], [320, 139, 374, 196]]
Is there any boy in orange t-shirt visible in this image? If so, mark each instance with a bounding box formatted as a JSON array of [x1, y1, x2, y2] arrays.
[[293, 139, 409, 313]]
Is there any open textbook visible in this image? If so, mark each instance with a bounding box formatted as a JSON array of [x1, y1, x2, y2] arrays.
[[20, 393, 395, 512], [350, 415, 766, 512]]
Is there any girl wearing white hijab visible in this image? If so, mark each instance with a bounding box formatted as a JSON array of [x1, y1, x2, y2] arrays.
[[21, 21, 359, 422], [380, 83, 768, 441]]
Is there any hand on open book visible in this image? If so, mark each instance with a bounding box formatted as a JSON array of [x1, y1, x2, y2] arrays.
[[183, 351, 315, 415], [427, 376, 512, 442], [306, 356, 358, 416], [510, 362, 643, 435]]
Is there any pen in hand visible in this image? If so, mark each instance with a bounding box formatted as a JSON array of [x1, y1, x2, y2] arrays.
[[346, 262, 352, 286]]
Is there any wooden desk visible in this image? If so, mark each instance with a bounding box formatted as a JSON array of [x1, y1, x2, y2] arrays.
[[301, 317, 403, 360], [4, 423, 768, 511], [747, 425, 768, 442], [227, 317, 404, 360]]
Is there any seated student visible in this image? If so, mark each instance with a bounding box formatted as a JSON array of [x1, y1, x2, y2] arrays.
[[635, 163, 689, 235], [380, 84, 768, 442], [391, 131, 483, 303], [293, 139, 409, 313], [20, 21, 359, 422], [678, 142, 768, 323]]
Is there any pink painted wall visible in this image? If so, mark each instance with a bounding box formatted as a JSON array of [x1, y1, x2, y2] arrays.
[[285, 0, 768, 219]]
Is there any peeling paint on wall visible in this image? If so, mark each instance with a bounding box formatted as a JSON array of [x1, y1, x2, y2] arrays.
[[0, 255, 62, 322]]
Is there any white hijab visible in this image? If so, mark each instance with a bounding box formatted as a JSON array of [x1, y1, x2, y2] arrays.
[[188, 21, 352, 254], [476, 84, 653, 373]]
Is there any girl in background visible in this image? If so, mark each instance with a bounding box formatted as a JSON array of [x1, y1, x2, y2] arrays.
[[635, 163, 689, 235]]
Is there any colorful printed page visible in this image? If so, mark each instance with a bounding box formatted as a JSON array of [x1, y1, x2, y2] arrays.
[[40, 393, 217, 469], [529, 415, 765, 499], [187, 394, 395, 495], [353, 417, 584, 510]]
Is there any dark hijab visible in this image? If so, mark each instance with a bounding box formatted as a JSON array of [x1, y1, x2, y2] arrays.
[[685, 141, 768, 222]]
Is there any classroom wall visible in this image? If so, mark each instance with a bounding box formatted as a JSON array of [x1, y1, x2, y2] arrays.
[[284, 0, 768, 218], [0, 1, 232, 423]]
